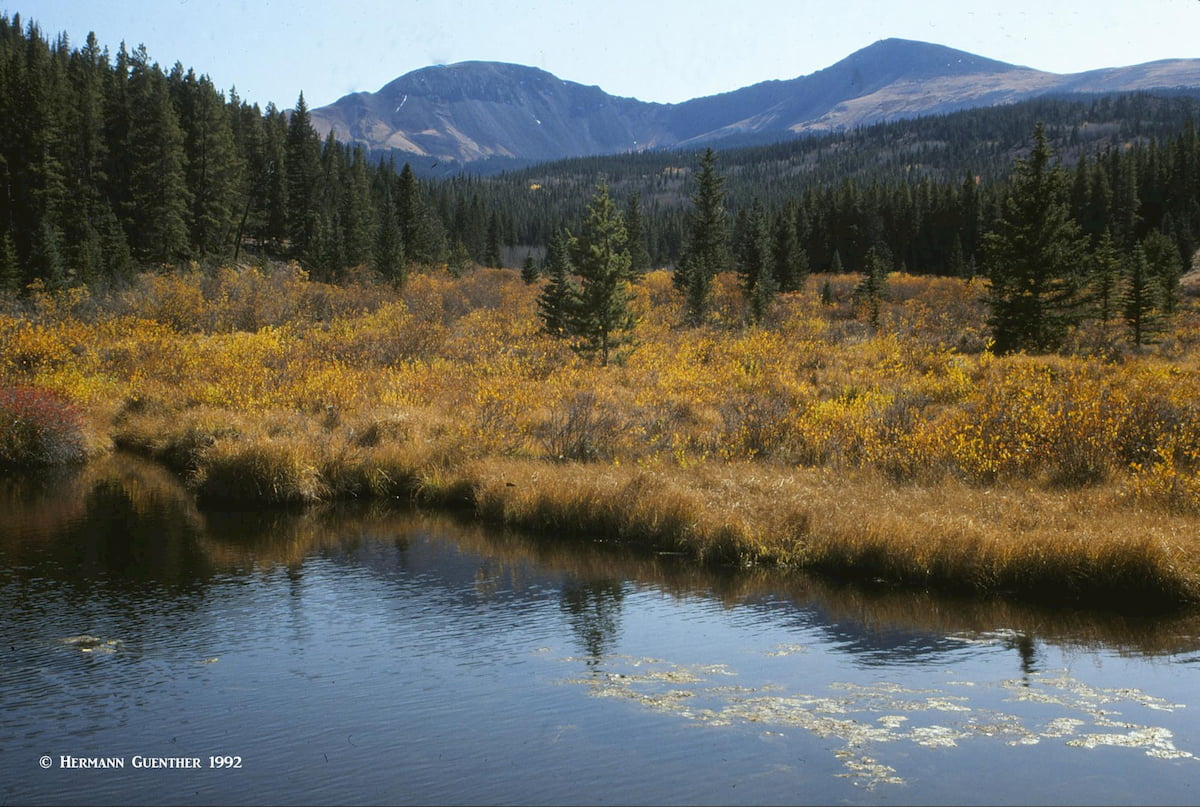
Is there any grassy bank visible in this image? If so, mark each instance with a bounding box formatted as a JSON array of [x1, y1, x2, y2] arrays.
[[4, 262, 1200, 608]]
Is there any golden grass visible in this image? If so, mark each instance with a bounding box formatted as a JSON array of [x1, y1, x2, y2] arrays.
[[6, 261, 1200, 608]]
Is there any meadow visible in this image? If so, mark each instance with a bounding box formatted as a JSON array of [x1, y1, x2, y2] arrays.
[[4, 261, 1200, 609]]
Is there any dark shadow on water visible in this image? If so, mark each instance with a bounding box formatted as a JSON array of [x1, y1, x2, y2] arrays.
[[3, 452, 1200, 663]]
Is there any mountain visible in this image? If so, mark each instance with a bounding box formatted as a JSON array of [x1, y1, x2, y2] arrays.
[[310, 39, 1200, 170]]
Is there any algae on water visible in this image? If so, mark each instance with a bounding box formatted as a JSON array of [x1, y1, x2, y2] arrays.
[[559, 650, 1197, 790]]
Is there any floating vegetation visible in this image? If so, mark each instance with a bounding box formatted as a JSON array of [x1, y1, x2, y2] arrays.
[[60, 635, 121, 654], [558, 649, 1198, 790]]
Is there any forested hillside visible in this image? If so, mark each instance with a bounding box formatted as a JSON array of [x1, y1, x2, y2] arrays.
[[2, 13, 1199, 310]]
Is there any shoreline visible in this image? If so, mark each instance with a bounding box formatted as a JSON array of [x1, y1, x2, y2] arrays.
[[106, 436, 1200, 613], [6, 264, 1200, 613]]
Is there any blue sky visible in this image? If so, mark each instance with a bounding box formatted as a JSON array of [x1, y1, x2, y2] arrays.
[[16, 0, 1200, 109]]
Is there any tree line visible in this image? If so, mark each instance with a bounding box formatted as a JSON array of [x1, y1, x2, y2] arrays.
[[2, 15, 1198, 354], [0, 14, 482, 290], [539, 131, 1194, 355]]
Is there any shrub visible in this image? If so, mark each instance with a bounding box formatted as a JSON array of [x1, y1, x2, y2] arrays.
[[0, 386, 87, 467]]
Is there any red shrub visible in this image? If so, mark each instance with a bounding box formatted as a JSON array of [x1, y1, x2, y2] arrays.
[[0, 386, 87, 467]]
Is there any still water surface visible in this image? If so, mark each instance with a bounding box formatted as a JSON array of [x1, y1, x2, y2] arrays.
[[2, 455, 1200, 805]]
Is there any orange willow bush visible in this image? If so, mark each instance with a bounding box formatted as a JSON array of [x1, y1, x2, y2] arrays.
[[4, 262, 1200, 516]]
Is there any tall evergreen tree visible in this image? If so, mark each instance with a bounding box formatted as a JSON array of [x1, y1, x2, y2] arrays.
[[394, 162, 444, 265], [520, 253, 538, 284], [1140, 228, 1184, 316], [677, 148, 728, 326], [484, 209, 503, 267], [538, 229, 577, 338], [736, 200, 776, 323], [567, 183, 634, 365], [1123, 243, 1164, 346], [340, 146, 375, 267], [854, 245, 889, 328], [372, 186, 404, 283], [174, 68, 242, 258], [983, 124, 1088, 353], [285, 91, 321, 262], [771, 203, 807, 292], [624, 192, 652, 276], [261, 103, 289, 249], [124, 45, 190, 263], [1087, 229, 1123, 326]]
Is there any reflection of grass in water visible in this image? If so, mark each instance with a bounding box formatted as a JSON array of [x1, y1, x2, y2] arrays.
[[560, 652, 1198, 790]]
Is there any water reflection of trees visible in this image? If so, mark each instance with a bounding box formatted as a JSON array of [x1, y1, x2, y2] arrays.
[[560, 578, 625, 663], [3, 453, 1199, 659]]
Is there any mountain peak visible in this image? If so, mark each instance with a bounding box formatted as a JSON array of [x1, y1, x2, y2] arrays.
[[309, 40, 1200, 172], [831, 38, 1025, 81]]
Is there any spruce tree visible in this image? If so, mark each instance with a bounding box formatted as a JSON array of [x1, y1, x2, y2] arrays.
[[285, 92, 321, 262], [677, 148, 728, 327], [1123, 243, 1164, 346], [447, 238, 473, 277], [176, 70, 242, 258], [1141, 229, 1184, 315], [567, 183, 634, 365], [624, 192, 652, 276], [1087, 230, 1123, 326], [124, 46, 190, 263], [262, 103, 289, 250], [736, 200, 776, 324], [484, 209, 503, 267], [854, 245, 889, 328], [771, 204, 807, 292], [520, 253, 538, 284], [372, 187, 404, 283], [340, 146, 375, 267], [394, 162, 445, 265], [983, 124, 1088, 353], [537, 229, 577, 338]]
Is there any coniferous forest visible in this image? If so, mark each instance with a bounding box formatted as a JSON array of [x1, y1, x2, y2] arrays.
[[3, 11, 1199, 325]]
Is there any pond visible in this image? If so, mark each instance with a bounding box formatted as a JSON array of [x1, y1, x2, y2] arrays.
[[2, 454, 1199, 805]]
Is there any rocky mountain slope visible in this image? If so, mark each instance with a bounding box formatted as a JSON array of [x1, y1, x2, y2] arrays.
[[310, 38, 1200, 168]]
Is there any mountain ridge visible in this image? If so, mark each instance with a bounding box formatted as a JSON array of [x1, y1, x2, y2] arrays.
[[310, 38, 1200, 169]]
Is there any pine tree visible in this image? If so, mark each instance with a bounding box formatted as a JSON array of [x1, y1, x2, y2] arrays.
[[447, 238, 473, 277], [829, 249, 844, 275], [1123, 243, 1164, 346], [484, 209, 503, 267], [124, 46, 190, 263], [537, 229, 577, 338], [372, 187, 404, 283], [340, 146, 375, 267], [520, 253, 538, 284], [771, 204, 807, 292], [819, 277, 834, 306], [285, 92, 321, 261], [736, 200, 776, 324], [1140, 229, 1184, 316], [60, 31, 122, 283], [624, 192, 652, 276], [567, 183, 634, 365], [394, 162, 444, 265], [854, 245, 889, 328], [261, 103, 289, 249], [174, 69, 242, 258], [983, 124, 1088, 353], [1088, 229, 1123, 326], [677, 148, 728, 327]]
